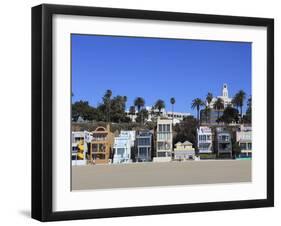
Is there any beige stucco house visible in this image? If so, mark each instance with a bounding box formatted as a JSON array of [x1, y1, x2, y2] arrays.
[[174, 141, 195, 160]]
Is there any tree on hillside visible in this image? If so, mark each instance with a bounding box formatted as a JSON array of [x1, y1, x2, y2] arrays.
[[206, 92, 213, 106], [122, 96, 127, 109], [155, 99, 165, 116], [232, 141, 241, 158], [191, 98, 205, 123], [202, 106, 211, 124], [173, 116, 197, 149], [243, 96, 252, 124], [129, 105, 136, 116], [103, 89, 112, 122], [135, 109, 149, 123], [170, 97, 176, 125], [204, 92, 213, 123], [233, 90, 246, 117], [134, 97, 145, 124], [150, 105, 157, 120], [109, 95, 130, 123], [93, 91, 130, 123], [213, 98, 224, 124], [72, 100, 95, 121], [231, 96, 239, 111], [219, 106, 239, 124]]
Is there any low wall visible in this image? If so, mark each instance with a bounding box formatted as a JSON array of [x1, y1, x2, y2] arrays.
[[153, 157, 171, 162]]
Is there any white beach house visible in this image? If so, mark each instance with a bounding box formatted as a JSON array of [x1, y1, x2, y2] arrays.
[[72, 131, 91, 166], [197, 126, 213, 154], [113, 131, 135, 164]]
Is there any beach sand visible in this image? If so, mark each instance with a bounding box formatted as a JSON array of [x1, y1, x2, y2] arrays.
[[71, 160, 251, 190]]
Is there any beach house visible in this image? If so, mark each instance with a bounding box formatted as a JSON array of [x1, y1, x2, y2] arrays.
[[154, 117, 173, 162], [197, 126, 213, 155], [72, 131, 92, 165], [236, 125, 252, 158], [89, 125, 114, 164], [216, 127, 232, 158], [113, 131, 135, 164], [135, 130, 152, 162], [174, 141, 195, 160]]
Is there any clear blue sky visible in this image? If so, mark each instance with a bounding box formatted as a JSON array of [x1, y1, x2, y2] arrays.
[[72, 34, 251, 115]]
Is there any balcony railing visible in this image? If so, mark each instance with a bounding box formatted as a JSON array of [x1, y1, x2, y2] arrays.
[[218, 137, 230, 142], [92, 137, 107, 141]]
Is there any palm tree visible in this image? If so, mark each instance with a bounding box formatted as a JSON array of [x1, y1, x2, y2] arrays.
[[206, 92, 213, 106], [231, 95, 239, 111], [170, 97, 176, 125], [104, 89, 112, 100], [205, 92, 213, 123], [191, 98, 204, 123], [129, 106, 135, 115], [155, 99, 165, 116], [244, 96, 252, 123], [150, 105, 156, 117], [204, 106, 211, 124], [134, 97, 145, 113], [213, 98, 224, 124], [122, 96, 127, 110], [236, 90, 246, 117], [134, 97, 145, 124], [103, 89, 112, 122]]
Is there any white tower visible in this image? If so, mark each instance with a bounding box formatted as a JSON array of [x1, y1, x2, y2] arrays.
[[222, 83, 228, 98]]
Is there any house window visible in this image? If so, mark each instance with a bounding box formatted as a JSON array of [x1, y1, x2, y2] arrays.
[[92, 144, 106, 152], [138, 138, 150, 146], [219, 143, 231, 151], [139, 147, 148, 157], [158, 142, 165, 150], [220, 135, 229, 141], [158, 132, 171, 140], [93, 134, 106, 141], [93, 153, 105, 160], [166, 124, 170, 132], [248, 143, 252, 150], [158, 142, 171, 150], [199, 143, 210, 150], [240, 143, 247, 150], [159, 124, 171, 132], [117, 148, 125, 157], [92, 144, 98, 152], [199, 135, 207, 141], [72, 154, 77, 160]]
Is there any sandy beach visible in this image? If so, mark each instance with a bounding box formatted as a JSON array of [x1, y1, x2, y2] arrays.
[[71, 160, 251, 190]]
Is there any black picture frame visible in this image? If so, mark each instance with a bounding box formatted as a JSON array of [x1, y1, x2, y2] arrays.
[[32, 3, 274, 222]]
